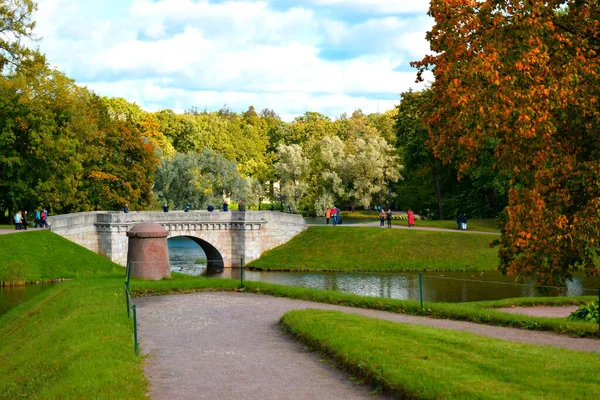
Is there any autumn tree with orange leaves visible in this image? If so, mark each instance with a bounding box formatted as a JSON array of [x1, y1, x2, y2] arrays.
[[413, 0, 600, 285]]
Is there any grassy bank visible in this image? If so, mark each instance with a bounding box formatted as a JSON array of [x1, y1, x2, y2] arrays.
[[0, 231, 147, 399], [0, 230, 122, 285], [248, 226, 499, 272], [281, 309, 600, 399], [132, 278, 598, 337]]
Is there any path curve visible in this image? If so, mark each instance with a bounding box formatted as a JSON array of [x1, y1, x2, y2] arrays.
[[135, 292, 600, 400]]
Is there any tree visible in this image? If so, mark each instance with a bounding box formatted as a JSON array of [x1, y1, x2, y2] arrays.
[[274, 144, 309, 212], [0, 0, 38, 73], [413, 1, 600, 285], [153, 150, 245, 209]]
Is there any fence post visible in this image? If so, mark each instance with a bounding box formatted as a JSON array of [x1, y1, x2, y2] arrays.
[[240, 257, 245, 288], [125, 284, 130, 319], [419, 272, 424, 309], [133, 304, 138, 355], [597, 288, 599, 339], [126, 261, 131, 290]]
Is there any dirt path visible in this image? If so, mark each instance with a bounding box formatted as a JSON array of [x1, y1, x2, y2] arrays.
[[497, 305, 579, 318], [340, 221, 499, 235], [135, 292, 600, 400]]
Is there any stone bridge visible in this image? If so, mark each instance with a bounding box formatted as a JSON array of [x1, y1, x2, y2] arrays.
[[48, 211, 306, 268]]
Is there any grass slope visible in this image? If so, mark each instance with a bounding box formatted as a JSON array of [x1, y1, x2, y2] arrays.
[[281, 309, 600, 399], [0, 231, 147, 399], [249, 226, 499, 272], [0, 230, 122, 285]]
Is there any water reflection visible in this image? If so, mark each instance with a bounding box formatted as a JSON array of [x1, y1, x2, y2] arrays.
[[168, 236, 208, 276], [0, 284, 52, 317], [210, 269, 600, 303], [167, 236, 600, 303]]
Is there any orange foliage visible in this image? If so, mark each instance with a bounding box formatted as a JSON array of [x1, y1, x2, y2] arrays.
[[413, 0, 600, 285]]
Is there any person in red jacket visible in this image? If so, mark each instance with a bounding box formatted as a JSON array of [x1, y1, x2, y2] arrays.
[[407, 209, 415, 227]]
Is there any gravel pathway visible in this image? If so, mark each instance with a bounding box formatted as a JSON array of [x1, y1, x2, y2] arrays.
[[135, 292, 600, 400], [497, 305, 579, 318]]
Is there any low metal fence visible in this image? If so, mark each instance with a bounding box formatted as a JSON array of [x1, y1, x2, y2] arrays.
[[124, 262, 138, 355]]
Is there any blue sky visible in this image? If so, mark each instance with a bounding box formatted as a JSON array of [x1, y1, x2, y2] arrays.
[[34, 0, 433, 120]]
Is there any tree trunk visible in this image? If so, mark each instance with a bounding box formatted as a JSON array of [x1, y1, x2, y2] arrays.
[[434, 157, 444, 219]]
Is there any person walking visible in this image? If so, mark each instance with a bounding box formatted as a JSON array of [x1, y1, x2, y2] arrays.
[[22, 211, 28, 230], [325, 207, 331, 225], [379, 209, 385, 227], [35, 209, 41, 228], [14, 211, 21, 230], [462, 214, 468, 231], [163, 202, 169, 212], [331, 206, 338, 226], [407, 208, 415, 227], [386, 209, 392, 228], [457, 213, 463, 230]]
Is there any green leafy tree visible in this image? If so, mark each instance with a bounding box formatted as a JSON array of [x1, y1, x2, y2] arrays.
[[154, 150, 245, 210]]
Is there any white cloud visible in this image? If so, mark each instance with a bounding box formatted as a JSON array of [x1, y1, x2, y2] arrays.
[[303, 0, 430, 14], [32, 0, 433, 118]]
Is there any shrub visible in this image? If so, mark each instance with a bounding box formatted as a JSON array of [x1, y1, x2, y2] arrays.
[[568, 301, 599, 323]]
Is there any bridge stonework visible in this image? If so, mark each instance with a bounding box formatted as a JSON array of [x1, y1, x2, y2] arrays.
[[48, 211, 306, 267]]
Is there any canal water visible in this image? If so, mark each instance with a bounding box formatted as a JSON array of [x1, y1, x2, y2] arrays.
[[0, 284, 52, 317], [166, 237, 600, 303], [4, 236, 597, 317]]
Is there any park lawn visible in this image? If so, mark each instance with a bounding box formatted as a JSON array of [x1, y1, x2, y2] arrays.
[[248, 226, 499, 272], [281, 309, 600, 400], [0, 230, 122, 285]]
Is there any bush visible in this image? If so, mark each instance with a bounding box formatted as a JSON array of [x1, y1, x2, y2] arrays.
[[568, 301, 599, 323]]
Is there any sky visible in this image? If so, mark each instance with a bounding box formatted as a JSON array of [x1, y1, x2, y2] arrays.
[[33, 0, 434, 121]]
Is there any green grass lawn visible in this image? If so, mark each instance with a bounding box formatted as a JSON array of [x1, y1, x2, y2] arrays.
[[0, 231, 146, 399], [0, 230, 123, 285], [1, 230, 597, 399], [249, 226, 499, 272], [281, 309, 600, 399]]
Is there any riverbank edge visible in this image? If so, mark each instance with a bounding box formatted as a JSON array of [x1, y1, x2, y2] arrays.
[[131, 277, 598, 338], [0, 278, 147, 399]]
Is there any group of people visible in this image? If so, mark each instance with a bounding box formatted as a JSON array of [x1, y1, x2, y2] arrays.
[[325, 207, 341, 226], [142, 200, 247, 213], [13, 209, 48, 230], [457, 213, 468, 230], [378, 209, 393, 228]]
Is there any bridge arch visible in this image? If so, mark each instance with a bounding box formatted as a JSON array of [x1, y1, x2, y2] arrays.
[[167, 234, 225, 270]]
